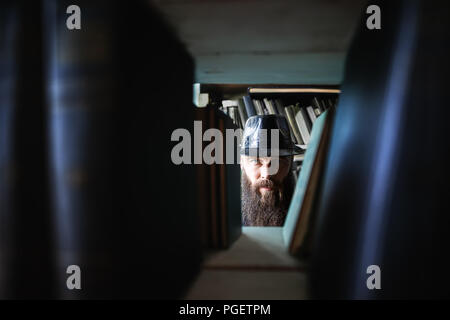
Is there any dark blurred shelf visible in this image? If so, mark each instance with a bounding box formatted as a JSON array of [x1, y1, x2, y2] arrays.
[[184, 227, 309, 300]]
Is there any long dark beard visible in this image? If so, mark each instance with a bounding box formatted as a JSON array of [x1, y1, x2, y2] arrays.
[[241, 171, 295, 226]]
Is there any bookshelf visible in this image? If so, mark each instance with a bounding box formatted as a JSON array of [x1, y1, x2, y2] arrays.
[[8, 0, 448, 300], [189, 84, 339, 299]]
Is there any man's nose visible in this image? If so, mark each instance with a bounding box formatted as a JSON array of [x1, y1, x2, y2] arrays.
[[260, 163, 273, 179]]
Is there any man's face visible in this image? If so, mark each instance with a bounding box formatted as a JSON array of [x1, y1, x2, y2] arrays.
[[240, 155, 293, 226], [241, 155, 291, 195]]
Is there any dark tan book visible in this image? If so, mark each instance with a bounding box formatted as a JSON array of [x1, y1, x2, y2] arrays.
[[217, 111, 242, 249], [209, 107, 220, 249], [285, 105, 304, 145], [194, 106, 212, 249]]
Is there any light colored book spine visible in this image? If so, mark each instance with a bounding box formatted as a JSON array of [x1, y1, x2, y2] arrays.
[[298, 105, 312, 132], [237, 98, 248, 125], [253, 99, 265, 115], [312, 97, 324, 113], [263, 98, 277, 115], [306, 106, 317, 124], [274, 99, 287, 116], [275, 99, 297, 144], [222, 100, 238, 108], [285, 105, 304, 145], [229, 106, 236, 124], [295, 109, 311, 145], [314, 108, 322, 117]]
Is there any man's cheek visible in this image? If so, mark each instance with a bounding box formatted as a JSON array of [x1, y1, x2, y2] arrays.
[[267, 158, 279, 176], [277, 163, 289, 181], [248, 170, 259, 185]]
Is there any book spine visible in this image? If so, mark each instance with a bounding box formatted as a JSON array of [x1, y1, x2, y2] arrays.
[[253, 99, 265, 115], [295, 109, 311, 145], [263, 98, 278, 115], [314, 107, 322, 116], [285, 106, 304, 145], [229, 106, 240, 127], [234, 107, 243, 128], [194, 107, 212, 249], [237, 98, 248, 126], [306, 106, 317, 124], [218, 116, 228, 248], [300, 106, 313, 132], [222, 114, 242, 248], [312, 97, 324, 113], [321, 98, 327, 112], [274, 99, 286, 116], [209, 108, 219, 248], [0, 2, 20, 299], [0, 1, 54, 298], [44, 0, 119, 299], [243, 95, 256, 117], [275, 99, 296, 144]]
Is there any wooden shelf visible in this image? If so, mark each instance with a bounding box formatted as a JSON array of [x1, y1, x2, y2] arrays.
[[184, 227, 309, 300]]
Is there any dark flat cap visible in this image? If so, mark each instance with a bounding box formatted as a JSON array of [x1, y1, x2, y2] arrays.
[[240, 115, 302, 157]]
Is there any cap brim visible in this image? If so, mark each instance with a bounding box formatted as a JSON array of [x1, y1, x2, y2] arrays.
[[241, 146, 304, 157]]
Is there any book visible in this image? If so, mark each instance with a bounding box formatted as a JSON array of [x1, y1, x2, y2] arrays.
[[299, 104, 313, 132], [44, 0, 202, 299], [194, 106, 213, 249], [274, 99, 297, 144], [197, 107, 242, 250], [314, 108, 322, 117], [263, 98, 278, 115], [243, 95, 256, 118], [312, 97, 324, 113], [306, 106, 317, 124], [294, 107, 311, 145], [285, 105, 304, 145], [253, 99, 266, 115], [327, 98, 334, 108], [222, 100, 238, 108], [208, 108, 220, 249], [294, 154, 305, 162], [45, 0, 123, 299], [0, 1, 54, 299], [283, 108, 334, 256], [232, 106, 243, 128], [224, 105, 239, 127], [217, 112, 242, 249], [274, 99, 287, 116], [237, 98, 249, 127]]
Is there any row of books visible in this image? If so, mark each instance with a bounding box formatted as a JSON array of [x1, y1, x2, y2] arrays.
[[195, 106, 242, 250], [220, 95, 337, 147]]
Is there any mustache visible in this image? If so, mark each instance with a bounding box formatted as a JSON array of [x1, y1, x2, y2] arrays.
[[254, 179, 279, 190]]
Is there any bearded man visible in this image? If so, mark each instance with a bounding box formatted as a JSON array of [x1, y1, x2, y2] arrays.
[[240, 114, 302, 226]]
